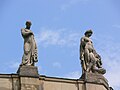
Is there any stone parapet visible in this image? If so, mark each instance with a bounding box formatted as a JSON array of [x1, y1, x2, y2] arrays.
[[0, 74, 112, 90]]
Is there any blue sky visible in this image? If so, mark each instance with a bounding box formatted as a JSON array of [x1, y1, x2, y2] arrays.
[[0, 0, 120, 89]]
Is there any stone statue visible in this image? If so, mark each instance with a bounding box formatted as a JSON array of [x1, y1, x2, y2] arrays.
[[21, 21, 38, 66], [80, 30, 105, 74]]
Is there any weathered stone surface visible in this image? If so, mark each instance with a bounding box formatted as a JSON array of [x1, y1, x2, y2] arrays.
[[20, 77, 41, 90], [12, 78, 20, 90], [44, 81, 78, 90], [80, 72, 109, 89], [0, 78, 12, 90], [0, 74, 112, 90], [86, 83, 107, 90], [17, 66, 39, 77]]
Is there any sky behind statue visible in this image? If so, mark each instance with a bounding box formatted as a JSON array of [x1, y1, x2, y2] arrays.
[[0, 0, 120, 90]]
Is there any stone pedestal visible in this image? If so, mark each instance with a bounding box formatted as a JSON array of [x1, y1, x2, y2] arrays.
[[17, 66, 41, 90], [20, 77, 41, 90], [80, 72, 110, 90], [17, 66, 39, 77]]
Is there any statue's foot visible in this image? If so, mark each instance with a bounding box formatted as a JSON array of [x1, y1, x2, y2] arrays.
[[93, 68, 106, 74]]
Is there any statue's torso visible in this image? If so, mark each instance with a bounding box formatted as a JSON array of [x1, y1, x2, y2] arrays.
[[83, 36, 93, 51], [21, 28, 35, 52]]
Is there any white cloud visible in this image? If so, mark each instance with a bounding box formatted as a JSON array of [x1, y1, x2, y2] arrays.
[[35, 28, 80, 47], [63, 71, 80, 79], [35, 28, 120, 89], [93, 35, 120, 89], [9, 62, 20, 69], [37, 65, 42, 73], [104, 48, 120, 89], [61, 0, 89, 11], [53, 62, 61, 68]]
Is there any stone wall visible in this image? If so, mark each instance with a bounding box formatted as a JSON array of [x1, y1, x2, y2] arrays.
[[0, 74, 19, 90], [0, 74, 109, 90]]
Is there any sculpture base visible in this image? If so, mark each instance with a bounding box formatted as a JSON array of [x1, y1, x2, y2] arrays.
[[17, 66, 39, 77], [80, 72, 109, 89]]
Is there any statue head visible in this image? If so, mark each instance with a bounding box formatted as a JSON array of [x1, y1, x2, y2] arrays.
[[25, 21, 32, 29], [84, 30, 93, 37]]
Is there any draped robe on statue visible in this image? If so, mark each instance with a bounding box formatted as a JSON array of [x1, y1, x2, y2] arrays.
[[21, 28, 38, 66]]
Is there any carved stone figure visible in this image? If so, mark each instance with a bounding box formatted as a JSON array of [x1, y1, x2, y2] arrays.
[[21, 21, 38, 66], [80, 30, 105, 74]]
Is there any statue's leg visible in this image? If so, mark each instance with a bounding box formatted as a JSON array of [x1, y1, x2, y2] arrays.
[[86, 53, 96, 72], [86, 62, 93, 72], [96, 60, 102, 68], [81, 60, 86, 73], [84, 49, 89, 64]]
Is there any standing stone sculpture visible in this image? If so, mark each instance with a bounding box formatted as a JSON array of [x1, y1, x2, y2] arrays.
[[17, 21, 39, 77], [21, 21, 38, 66], [80, 30, 106, 74]]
